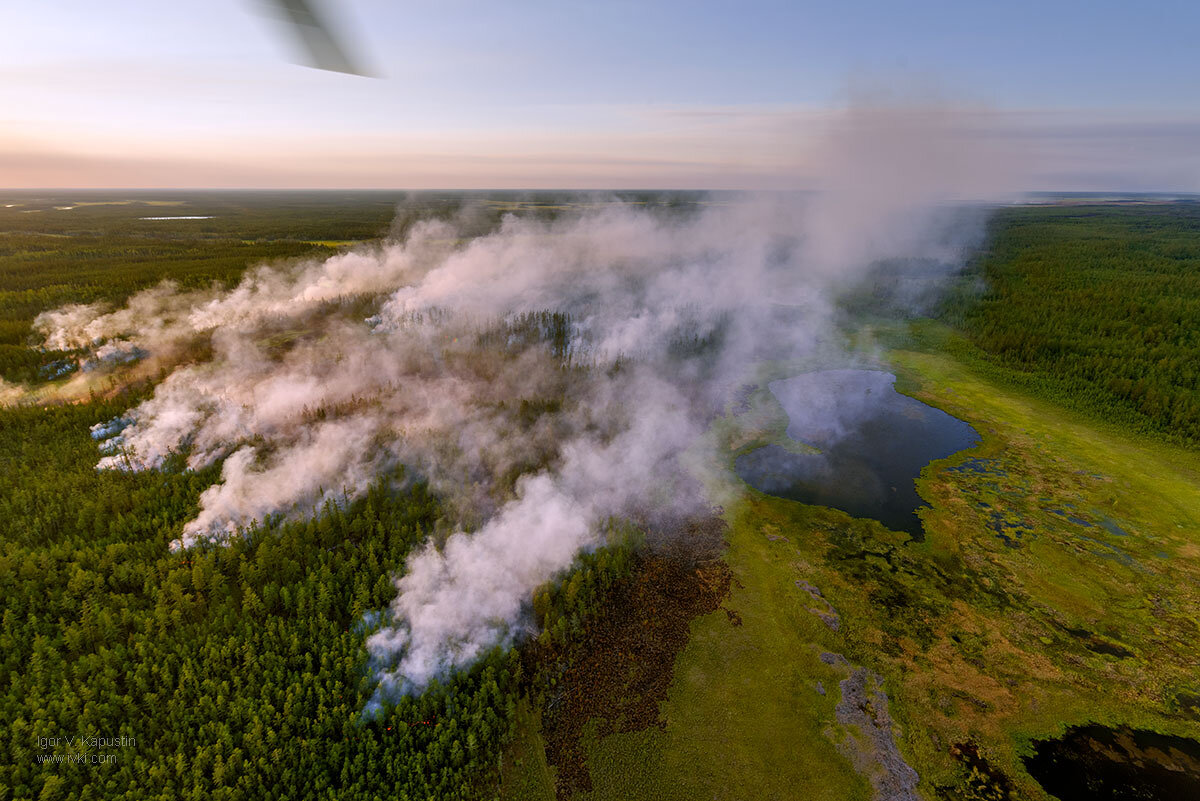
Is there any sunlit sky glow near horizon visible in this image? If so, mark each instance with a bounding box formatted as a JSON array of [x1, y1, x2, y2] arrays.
[[3, 0, 1200, 190]]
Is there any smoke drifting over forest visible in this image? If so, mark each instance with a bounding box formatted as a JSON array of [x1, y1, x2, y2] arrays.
[[32, 108, 1017, 695]]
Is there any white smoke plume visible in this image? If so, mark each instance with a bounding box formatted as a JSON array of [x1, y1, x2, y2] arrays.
[[31, 106, 1020, 693], [368, 377, 697, 693]]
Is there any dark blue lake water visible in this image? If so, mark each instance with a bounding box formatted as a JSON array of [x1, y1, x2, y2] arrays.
[[735, 369, 980, 538]]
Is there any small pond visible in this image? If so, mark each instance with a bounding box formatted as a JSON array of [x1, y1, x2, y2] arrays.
[[735, 369, 979, 538], [1023, 724, 1200, 800]]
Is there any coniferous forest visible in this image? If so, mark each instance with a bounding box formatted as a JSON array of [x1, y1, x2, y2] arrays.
[[940, 203, 1200, 447], [0, 394, 637, 800], [0, 195, 642, 800]]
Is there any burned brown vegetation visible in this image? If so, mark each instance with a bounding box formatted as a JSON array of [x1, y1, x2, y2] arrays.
[[528, 517, 732, 797]]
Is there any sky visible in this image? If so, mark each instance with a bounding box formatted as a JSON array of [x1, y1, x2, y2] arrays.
[[3, 0, 1200, 190]]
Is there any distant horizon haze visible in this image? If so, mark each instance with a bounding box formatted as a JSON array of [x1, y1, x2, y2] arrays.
[[4, 1, 1200, 191]]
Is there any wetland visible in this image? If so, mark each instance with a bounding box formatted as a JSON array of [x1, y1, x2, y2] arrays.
[[736, 369, 980, 536]]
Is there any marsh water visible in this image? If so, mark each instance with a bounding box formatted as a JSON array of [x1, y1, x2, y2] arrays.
[[1023, 725, 1200, 800], [735, 369, 979, 538]]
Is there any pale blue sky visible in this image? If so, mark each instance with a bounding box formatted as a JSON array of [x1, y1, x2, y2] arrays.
[[3, 0, 1199, 188]]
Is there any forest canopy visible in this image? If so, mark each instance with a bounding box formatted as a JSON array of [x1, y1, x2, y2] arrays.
[[940, 203, 1200, 448]]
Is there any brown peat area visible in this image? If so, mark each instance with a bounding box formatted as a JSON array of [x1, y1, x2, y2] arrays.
[[529, 517, 732, 797]]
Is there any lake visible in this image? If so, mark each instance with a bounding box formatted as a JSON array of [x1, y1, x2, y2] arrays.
[[735, 369, 979, 538]]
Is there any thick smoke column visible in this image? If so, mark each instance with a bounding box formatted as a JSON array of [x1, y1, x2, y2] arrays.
[[32, 107, 1018, 694], [368, 383, 695, 693]]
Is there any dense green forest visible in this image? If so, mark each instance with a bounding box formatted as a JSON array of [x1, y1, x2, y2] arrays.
[[0, 194, 650, 800], [940, 203, 1200, 447], [1, 392, 477, 799], [0, 390, 643, 800]]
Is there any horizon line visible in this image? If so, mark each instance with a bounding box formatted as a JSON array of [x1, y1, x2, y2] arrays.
[[3, 187, 1199, 197]]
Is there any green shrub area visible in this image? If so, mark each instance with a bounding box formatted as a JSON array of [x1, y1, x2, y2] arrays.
[[941, 203, 1200, 447]]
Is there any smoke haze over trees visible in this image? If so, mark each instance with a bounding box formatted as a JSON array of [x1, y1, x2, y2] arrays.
[[21, 108, 1018, 698]]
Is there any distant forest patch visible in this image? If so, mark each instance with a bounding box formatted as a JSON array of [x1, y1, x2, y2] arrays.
[[941, 203, 1200, 448]]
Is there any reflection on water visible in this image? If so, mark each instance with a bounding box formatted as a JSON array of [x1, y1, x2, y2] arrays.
[[735, 369, 979, 538]]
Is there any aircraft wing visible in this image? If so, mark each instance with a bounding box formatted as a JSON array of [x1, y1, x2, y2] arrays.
[[269, 0, 368, 76]]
